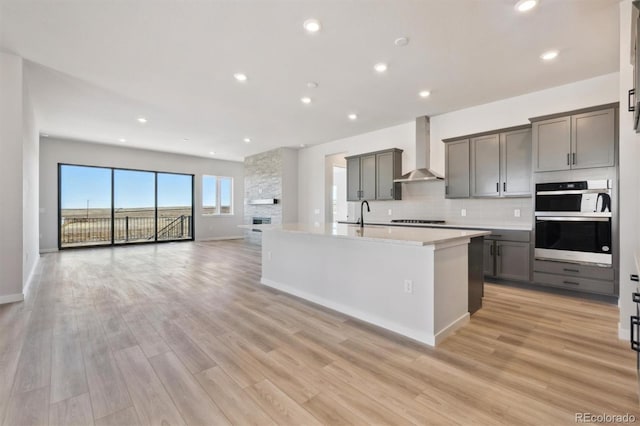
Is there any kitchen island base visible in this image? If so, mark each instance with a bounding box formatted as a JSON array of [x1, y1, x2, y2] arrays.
[[259, 225, 487, 346]]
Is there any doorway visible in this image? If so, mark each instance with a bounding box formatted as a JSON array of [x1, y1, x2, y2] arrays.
[[325, 153, 347, 223]]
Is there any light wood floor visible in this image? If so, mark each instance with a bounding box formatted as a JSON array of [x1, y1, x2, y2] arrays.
[[0, 240, 638, 425]]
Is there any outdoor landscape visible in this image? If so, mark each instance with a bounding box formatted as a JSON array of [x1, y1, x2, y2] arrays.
[[61, 206, 193, 247]]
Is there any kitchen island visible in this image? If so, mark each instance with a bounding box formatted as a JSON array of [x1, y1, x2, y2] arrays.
[[250, 223, 490, 346]]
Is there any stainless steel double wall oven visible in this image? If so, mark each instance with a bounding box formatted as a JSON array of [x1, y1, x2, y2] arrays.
[[535, 180, 612, 266]]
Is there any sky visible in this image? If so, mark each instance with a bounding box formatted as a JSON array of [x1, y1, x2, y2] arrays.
[[60, 165, 216, 209]]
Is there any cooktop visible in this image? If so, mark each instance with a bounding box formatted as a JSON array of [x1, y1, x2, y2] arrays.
[[390, 219, 446, 224]]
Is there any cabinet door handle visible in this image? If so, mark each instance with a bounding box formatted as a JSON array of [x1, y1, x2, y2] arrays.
[[567, 153, 570, 165], [496, 182, 499, 193], [496, 245, 501, 256], [572, 153, 576, 165], [490, 244, 494, 256], [629, 89, 636, 112], [562, 280, 580, 286], [563, 268, 580, 273], [445, 185, 449, 195], [390, 188, 393, 197], [631, 316, 640, 352], [503, 182, 506, 192]]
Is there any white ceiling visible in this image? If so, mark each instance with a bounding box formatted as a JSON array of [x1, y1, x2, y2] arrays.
[[0, 0, 620, 162]]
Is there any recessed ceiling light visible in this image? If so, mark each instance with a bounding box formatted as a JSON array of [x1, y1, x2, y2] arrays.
[[515, 0, 537, 12], [41, 134, 49, 137], [233, 73, 248, 82], [243, 138, 251, 143], [299, 144, 306, 148], [307, 81, 319, 89], [137, 117, 147, 123], [394, 37, 409, 47], [183, 138, 189, 142], [540, 50, 559, 61], [303, 19, 321, 33], [119, 138, 127, 143], [209, 151, 216, 155], [348, 113, 358, 121], [300, 96, 312, 104], [419, 90, 431, 98], [374, 63, 388, 73]]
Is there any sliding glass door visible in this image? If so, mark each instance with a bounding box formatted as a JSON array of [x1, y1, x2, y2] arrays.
[[59, 164, 194, 249], [59, 165, 113, 248], [114, 169, 156, 244], [157, 173, 193, 241]]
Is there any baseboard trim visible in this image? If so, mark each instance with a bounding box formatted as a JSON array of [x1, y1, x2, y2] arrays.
[[39, 248, 58, 253], [620, 324, 630, 341], [434, 313, 470, 345], [22, 256, 40, 300], [197, 236, 245, 242], [261, 277, 465, 347], [0, 293, 24, 305]]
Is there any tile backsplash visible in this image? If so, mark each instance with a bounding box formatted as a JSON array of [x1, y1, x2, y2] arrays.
[[347, 180, 533, 228]]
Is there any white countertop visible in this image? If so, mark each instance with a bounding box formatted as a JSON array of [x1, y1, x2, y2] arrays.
[[242, 223, 490, 246], [338, 220, 532, 232]]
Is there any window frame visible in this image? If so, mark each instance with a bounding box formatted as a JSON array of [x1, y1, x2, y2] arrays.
[[202, 175, 234, 216]]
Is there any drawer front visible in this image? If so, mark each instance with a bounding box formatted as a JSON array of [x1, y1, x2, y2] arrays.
[[533, 260, 614, 281], [485, 230, 530, 242], [533, 272, 614, 295]]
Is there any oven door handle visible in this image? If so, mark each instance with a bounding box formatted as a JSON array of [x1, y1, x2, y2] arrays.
[[536, 189, 610, 195], [535, 216, 610, 222], [631, 316, 640, 352]]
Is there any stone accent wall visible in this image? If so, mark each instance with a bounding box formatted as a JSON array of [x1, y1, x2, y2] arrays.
[[244, 148, 284, 244]]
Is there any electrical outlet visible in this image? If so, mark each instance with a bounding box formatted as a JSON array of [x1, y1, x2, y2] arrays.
[[514, 209, 521, 218], [461, 208, 467, 217], [258, 188, 263, 194], [388, 209, 392, 216], [267, 251, 272, 260], [404, 279, 413, 294], [314, 209, 320, 215]]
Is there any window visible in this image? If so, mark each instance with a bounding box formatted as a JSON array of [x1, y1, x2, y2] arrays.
[[203, 175, 233, 215]]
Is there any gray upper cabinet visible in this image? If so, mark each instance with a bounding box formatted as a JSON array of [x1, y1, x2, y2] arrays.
[[532, 116, 571, 172], [345, 149, 402, 202], [532, 106, 616, 172], [465, 126, 532, 198], [360, 154, 376, 200], [501, 128, 532, 196], [571, 108, 615, 169], [470, 134, 500, 197], [445, 139, 470, 199], [346, 157, 361, 201], [376, 150, 402, 200]]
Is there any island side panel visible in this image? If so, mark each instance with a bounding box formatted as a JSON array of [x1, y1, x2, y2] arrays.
[[261, 230, 442, 345], [432, 240, 471, 344]]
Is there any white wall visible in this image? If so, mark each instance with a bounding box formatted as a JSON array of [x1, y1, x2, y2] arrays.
[[298, 123, 415, 225], [430, 73, 620, 175], [39, 138, 245, 251], [618, 0, 639, 340], [0, 52, 25, 302], [22, 73, 39, 297], [298, 73, 619, 228]]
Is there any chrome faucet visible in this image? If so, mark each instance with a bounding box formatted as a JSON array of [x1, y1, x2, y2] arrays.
[[359, 200, 370, 229]]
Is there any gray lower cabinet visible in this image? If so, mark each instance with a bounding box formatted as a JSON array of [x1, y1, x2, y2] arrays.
[[345, 149, 402, 201], [532, 106, 616, 172], [484, 230, 531, 282], [445, 139, 470, 198], [533, 259, 616, 296]]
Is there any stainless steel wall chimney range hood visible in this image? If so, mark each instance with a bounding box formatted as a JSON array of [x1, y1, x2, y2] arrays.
[[394, 116, 444, 183]]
